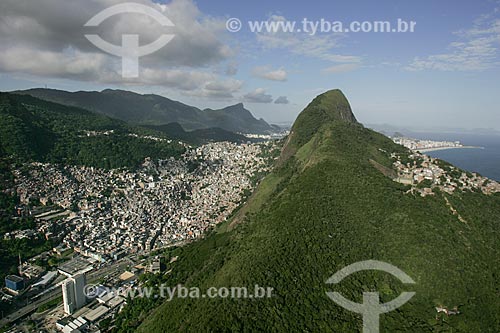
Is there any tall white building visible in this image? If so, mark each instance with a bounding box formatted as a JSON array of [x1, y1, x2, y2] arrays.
[[62, 273, 87, 315]]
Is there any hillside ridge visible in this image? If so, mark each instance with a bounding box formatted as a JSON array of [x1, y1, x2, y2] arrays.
[[13, 88, 276, 134]]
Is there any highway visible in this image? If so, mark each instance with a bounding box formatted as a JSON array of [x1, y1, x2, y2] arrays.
[[0, 259, 130, 328], [0, 289, 62, 328]]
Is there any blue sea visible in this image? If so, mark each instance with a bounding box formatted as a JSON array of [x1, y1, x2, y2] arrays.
[[407, 132, 500, 181]]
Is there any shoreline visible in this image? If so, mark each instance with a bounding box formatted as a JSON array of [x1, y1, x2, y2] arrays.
[[416, 146, 484, 153]]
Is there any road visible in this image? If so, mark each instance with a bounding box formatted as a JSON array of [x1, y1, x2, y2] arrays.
[[0, 259, 130, 328], [0, 289, 61, 328]]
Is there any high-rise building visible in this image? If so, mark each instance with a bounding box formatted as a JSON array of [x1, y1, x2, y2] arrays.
[[62, 280, 75, 315], [62, 274, 87, 315]]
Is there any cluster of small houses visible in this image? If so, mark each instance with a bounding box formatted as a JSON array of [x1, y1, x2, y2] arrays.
[[391, 152, 500, 196], [9, 141, 276, 261]]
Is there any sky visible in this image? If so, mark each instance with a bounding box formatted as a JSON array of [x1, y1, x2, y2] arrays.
[[0, 0, 499, 129]]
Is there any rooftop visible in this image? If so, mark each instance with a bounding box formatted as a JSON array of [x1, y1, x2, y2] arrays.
[[5, 275, 24, 283], [58, 257, 91, 277], [83, 305, 110, 322]]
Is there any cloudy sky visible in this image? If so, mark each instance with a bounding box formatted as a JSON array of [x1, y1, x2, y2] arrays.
[[0, 0, 499, 129]]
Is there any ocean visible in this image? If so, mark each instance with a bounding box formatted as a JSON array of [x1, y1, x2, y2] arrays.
[[407, 132, 500, 181]]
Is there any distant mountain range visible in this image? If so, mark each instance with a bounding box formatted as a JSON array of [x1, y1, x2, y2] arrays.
[[14, 88, 278, 134], [0, 92, 251, 169], [144, 122, 250, 146], [0, 92, 182, 169]]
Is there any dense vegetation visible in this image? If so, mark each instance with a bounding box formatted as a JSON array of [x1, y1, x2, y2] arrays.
[[113, 90, 499, 332], [144, 122, 252, 145], [14, 89, 276, 133], [0, 92, 185, 169]]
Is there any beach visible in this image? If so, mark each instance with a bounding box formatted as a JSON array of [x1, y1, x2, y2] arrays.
[[417, 146, 483, 153]]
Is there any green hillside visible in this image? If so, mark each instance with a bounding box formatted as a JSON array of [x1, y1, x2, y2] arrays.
[[114, 90, 499, 332], [14, 89, 276, 134], [144, 122, 253, 145], [0, 92, 185, 169]]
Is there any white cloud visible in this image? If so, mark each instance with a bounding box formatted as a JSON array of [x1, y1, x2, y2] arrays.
[[135, 68, 216, 91], [184, 78, 243, 99], [406, 17, 500, 71], [204, 79, 243, 92], [252, 66, 288, 81], [0, 0, 237, 95], [255, 15, 361, 64], [274, 96, 289, 104], [322, 63, 360, 74], [0, 47, 111, 81], [242, 88, 273, 103], [224, 63, 238, 76], [0, 46, 228, 92]]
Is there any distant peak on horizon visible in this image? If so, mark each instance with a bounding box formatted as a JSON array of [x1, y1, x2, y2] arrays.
[[9, 88, 275, 134], [224, 102, 245, 109]]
